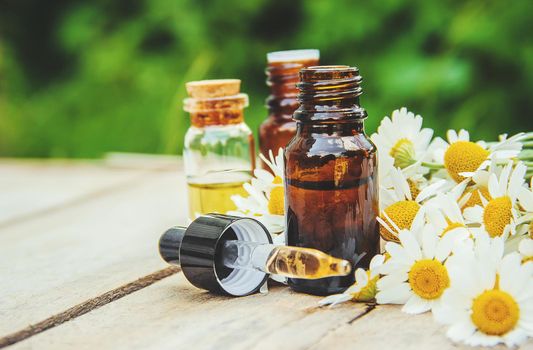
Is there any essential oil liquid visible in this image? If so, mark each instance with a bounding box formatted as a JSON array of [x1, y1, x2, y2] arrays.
[[265, 245, 351, 279], [285, 157, 379, 295], [187, 178, 248, 219]]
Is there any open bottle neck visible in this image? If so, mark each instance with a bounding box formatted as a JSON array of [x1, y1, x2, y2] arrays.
[[293, 65, 367, 123], [265, 59, 318, 118], [296, 120, 366, 136]]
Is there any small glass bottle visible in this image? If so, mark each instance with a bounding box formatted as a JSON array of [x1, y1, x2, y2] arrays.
[[259, 49, 319, 169], [183, 79, 255, 220], [284, 66, 380, 296]]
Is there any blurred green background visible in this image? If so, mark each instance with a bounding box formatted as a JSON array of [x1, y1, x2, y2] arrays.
[[0, 0, 532, 158]]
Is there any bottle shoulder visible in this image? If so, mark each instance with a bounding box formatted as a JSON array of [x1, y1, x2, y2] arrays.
[[286, 131, 377, 157]]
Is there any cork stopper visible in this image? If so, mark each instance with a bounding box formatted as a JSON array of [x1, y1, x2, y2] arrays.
[[186, 79, 241, 99]]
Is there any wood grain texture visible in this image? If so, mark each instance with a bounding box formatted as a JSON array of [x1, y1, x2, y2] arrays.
[[0, 267, 180, 348], [309, 305, 533, 350], [0, 167, 187, 335], [9, 273, 370, 350], [0, 160, 173, 227]]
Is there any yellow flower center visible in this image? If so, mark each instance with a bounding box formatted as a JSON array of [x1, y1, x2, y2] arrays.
[[529, 221, 533, 239], [408, 259, 450, 300], [407, 179, 421, 200], [379, 200, 420, 242], [471, 289, 519, 336], [483, 196, 513, 237], [351, 272, 379, 302], [444, 141, 489, 183], [390, 138, 416, 169], [268, 185, 285, 215], [441, 221, 465, 236], [272, 176, 283, 185], [461, 186, 492, 210]]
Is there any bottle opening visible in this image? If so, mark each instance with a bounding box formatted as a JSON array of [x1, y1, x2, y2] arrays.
[[299, 65, 361, 83], [294, 65, 367, 121]]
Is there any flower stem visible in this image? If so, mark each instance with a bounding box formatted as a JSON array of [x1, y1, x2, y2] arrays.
[[421, 162, 445, 169], [519, 149, 533, 160]]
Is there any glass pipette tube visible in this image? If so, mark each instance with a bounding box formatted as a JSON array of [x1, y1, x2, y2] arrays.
[[220, 240, 351, 279]]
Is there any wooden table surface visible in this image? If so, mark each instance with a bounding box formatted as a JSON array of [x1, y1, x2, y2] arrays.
[[1, 157, 530, 350]]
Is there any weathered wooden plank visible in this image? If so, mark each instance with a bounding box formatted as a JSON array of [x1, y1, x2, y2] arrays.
[[0, 159, 177, 227], [0, 169, 186, 336], [309, 304, 533, 350], [8, 273, 370, 350]]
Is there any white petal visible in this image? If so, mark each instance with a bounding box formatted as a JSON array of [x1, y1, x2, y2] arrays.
[[402, 294, 432, 314], [465, 331, 501, 347], [370, 254, 385, 270], [458, 129, 470, 141], [377, 272, 408, 290], [415, 179, 446, 202], [508, 162, 526, 201], [498, 161, 513, 195], [318, 293, 353, 307], [447, 129, 459, 143], [385, 241, 412, 265], [463, 205, 483, 223], [518, 187, 533, 212], [422, 227, 438, 260], [436, 229, 465, 262], [355, 268, 369, 286], [499, 254, 523, 294], [399, 231, 422, 261], [488, 173, 501, 198], [446, 320, 476, 343], [376, 282, 411, 304], [503, 328, 529, 347], [253, 169, 275, 184]]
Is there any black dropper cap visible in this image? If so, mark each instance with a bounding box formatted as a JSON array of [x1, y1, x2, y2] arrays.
[[158, 213, 272, 296], [159, 226, 186, 266]]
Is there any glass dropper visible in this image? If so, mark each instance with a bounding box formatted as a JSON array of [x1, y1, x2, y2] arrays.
[[220, 240, 351, 279]]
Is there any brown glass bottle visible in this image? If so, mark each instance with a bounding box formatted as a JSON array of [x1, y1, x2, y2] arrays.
[[284, 66, 380, 296], [259, 50, 319, 169]]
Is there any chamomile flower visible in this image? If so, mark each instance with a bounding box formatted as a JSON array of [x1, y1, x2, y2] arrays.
[[434, 237, 533, 347], [376, 223, 465, 314], [433, 129, 524, 183], [378, 167, 446, 242], [318, 254, 385, 307], [371, 107, 433, 174], [228, 148, 285, 234], [464, 161, 528, 240]]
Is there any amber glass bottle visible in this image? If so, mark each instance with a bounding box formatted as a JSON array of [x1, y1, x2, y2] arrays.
[[284, 66, 380, 296], [259, 50, 319, 169]]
